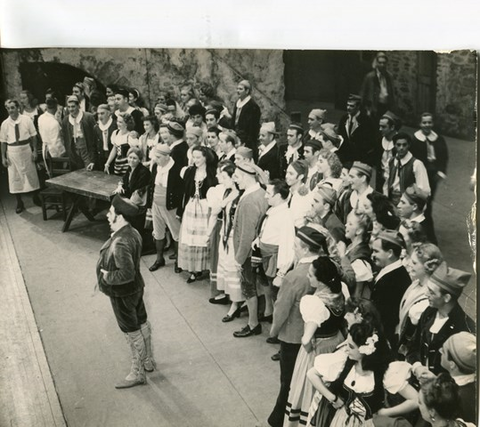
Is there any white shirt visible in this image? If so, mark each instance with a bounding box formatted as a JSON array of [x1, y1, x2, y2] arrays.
[[384, 152, 431, 196], [375, 259, 403, 283], [305, 165, 319, 190], [307, 129, 322, 141], [38, 111, 65, 157], [223, 147, 236, 160], [0, 114, 37, 143], [285, 144, 302, 164], [259, 202, 295, 274], [68, 110, 85, 140], [346, 111, 360, 137], [235, 95, 251, 125], [381, 136, 395, 180], [98, 117, 113, 151], [349, 185, 374, 211], [289, 190, 313, 228], [155, 157, 174, 187], [115, 106, 135, 118]]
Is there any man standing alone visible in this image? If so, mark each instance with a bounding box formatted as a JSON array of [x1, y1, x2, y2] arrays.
[[96, 195, 156, 389]]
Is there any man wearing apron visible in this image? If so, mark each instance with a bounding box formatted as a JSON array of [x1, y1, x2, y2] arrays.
[[0, 99, 41, 213]]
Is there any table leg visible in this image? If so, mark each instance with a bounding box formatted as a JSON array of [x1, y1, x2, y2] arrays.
[[62, 196, 79, 232]]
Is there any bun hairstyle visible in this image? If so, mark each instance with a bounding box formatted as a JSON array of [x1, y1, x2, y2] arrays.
[[350, 321, 392, 373], [414, 243, 444, 276], [345, 297, 384, 337], [311, 256, 342, 294], [421, 373, 460, 421]]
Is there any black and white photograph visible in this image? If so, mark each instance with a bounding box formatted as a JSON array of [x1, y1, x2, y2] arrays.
[[0, 4, 477, 427]]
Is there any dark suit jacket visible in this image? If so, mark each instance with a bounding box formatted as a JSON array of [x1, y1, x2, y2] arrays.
[[170, 140, 189, 169], [93, 119, 117, 170], [148, 161, 184, 215], [407, 304, 475, 375], [96, 223, 145, 298], [338, 111, 376, 165], [258, 143, 281, 180], [320, 211, 346, 243], [279, 143, 304, 179], [360, 70, 395, 116], [121, 163, 151, 199], [232, 98, 261, 156], [410, 133, 449, 182], [371, 264, 411, 348], [62, 112, 97, 166]]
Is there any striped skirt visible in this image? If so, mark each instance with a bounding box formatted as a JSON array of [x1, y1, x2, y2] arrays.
[[284, 331, 345, 427], [114, 157, 129, 176], [216, 234, 244, 302], [178, 197, 210, 272]]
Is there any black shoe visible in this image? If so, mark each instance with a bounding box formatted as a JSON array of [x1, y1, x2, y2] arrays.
[[209, 295, 229, 305], [174, 262, 182, 274], [222, 306, 242, 323], [186, 272, 202, 283], [259, 314, 273, 323], [266, 336, 280, 344], [271, 351, 281, 361], [16, 203, 25, 214], [149, 258, 165, 271], [233, 324, 262, 338]]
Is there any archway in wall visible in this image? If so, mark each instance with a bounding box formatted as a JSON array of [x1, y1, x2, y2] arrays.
[[19, 62, 106, 106]]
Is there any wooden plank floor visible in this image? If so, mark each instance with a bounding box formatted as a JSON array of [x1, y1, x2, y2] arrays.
[[0, 205, 66, 427]]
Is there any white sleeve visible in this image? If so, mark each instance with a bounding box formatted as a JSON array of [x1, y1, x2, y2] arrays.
[[351, 259, 373, 282], [414, 160, 431, 195], [408, 299, 429, 326], [276, 211, 296, 274], [26, 118, 37, 137], [384, 361, 412, 394], [300, 295, 330, 326], [312, 347, 349, 382]]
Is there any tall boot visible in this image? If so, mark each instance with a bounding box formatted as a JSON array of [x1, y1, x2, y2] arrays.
[[149, 239, 166, 271], [115, 331, 147, 389], [140, 321, 156, 372]]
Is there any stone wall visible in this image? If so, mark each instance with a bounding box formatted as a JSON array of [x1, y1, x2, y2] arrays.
[[387, 51, 419, 125], [0, 48, 288, 131], [436, 50, 477, 140]]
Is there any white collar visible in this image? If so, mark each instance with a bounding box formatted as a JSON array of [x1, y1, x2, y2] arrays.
[[375, 259, 403, 283], [349, 111, 360, 120], [382, 136, 395, 151], [452, 373, 475, 386], [69, 110, 84, 126], [411, 213, 425, 223], [43, 111, 56, 119], [236, 95, 251, 109], [266, 201, 289, 216], [396, 151, 413, 166], [8, 114, 24, 125], [285, 143, 301, 157], [98, 117, 113, 131], [115, 106, 135, 117], [414, 129, 438, 142], [225, 147, 236, 158], [308, 129, 322, 138], [259, 140, 277, 158], [298, 255, 318, 265]]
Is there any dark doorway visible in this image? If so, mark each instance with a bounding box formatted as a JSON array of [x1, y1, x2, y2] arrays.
[[19, 62, 105, 106], [416, 52, 437, 116], [283, 51, 373, 127]]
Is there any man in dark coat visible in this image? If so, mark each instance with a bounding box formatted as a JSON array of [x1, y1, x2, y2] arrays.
[[337, 94, 376, 165], [279, 123, 304, 179], [360, 52, 395, 123], [96, 195, 155, 389], [166, 121, 188, 168], [93, 103, 117, 171], [62, 95, 97, 171], [371, 230, 411, 348], [257, 122, 281, 180], [231, 80, 261, 161], [408, 262, 475, 378]]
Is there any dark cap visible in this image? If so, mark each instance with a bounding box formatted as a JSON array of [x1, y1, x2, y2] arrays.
[[167, 121, 185, 137], [429, 262, 471, 298], [296, 226, 328, 252], [111, 195, 139, 218]]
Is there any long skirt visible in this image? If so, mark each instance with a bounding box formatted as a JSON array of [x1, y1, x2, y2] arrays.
[[7, 144, 40, 194], [178, 197, 210, 272], [284, 331, 345, 427], [216, 234, 244, 302], [209, 219, 222, 293], [329, 405, 374, 427]]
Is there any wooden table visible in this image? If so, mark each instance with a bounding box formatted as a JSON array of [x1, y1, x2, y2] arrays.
[[46, 170, 120, 232]]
